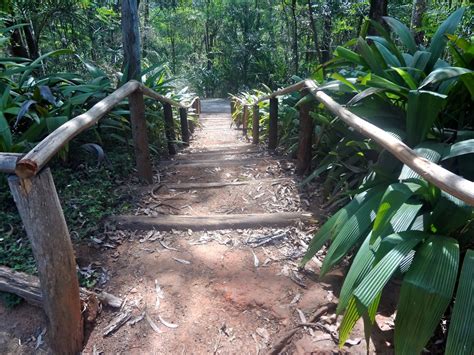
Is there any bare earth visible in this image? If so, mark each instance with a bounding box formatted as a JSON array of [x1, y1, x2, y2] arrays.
[[0, 99, 395, 354]]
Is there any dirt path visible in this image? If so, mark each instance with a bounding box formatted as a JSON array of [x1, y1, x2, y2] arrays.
[[0, 99, 394, 354]]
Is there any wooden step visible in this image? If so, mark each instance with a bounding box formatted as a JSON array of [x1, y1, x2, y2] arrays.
[[162, 158, 270, 169], [164, 177, 292, 190], [110, 212, 315, 231], [175, 149, 261, 160]]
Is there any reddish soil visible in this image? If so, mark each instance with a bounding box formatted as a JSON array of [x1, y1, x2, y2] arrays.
[[0, 99, 395, 354]]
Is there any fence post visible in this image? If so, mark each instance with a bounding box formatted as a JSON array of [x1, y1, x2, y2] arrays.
[[8, 168, 83, 354], [269, 97, 278, 150], [242, 105, 249, 138], [179, 107, 190, 145], [252, 105, 260, 144], [296, 99, 314, 175], [163, 102, 177, 155], [129, 89, 153, 184]]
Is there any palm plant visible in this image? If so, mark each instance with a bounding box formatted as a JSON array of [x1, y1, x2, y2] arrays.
[[302, 8, 474, 353]]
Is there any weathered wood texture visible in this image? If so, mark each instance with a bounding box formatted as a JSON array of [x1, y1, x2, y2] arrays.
[[0, 266, 122, 309], [15, 81, 140, 178], [0, 153, 22, 174], [230, 99, 236, 116], [252, 105, 260, 144], [242, 105, 249, 137], [8, 168, 83, 354], [163, 103, 177, 155], [269, 97, 279, 150], [129, 90, 153, 184], [179, 107, 190, 145], [111, 212, 315, 231], [296, 101, 313, 175]]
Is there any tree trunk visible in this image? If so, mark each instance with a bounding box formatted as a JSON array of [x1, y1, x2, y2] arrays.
[[142, 0, 150, 58], [368, 0, 388, 35], [320, 0, 333, 63], [307, 0, 320, 62], [290, 0, 299, 74], [122, 0, 142, 81], [410, 0, 427, 44]]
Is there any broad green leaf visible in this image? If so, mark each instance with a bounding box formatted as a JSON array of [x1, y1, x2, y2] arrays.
[[331, 73, 358, 92], [320, 188, 385, 276], [300, 189, 375, 266], [399, 141, 447, 180], [367, 75, 408, 96], [0, 112, 12, 151], [354, 232, 425, 308], [346, 87, 384, 106], [445, 249, 474, 355], [419, 67, 472, 89], [339, 294, 381, 347], [371, 183, 420, 241], [406, 90, 447, 147], [337, 233, 379, 314], [373, 42, 401, 67], [357, 37, 385, 77], [395, 236, 459, 354], [427, 8, 465, 72], [382, 17, 417, 54], [412, 50, 432, 72], [442, 138, 474, 160], [430, 192, 473, 235], [334, 46, 365, 66], [390, 67, 417, 90]]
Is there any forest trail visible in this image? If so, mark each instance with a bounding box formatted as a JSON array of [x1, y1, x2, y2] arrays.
[[0, 100, 390, 354], [79, 99, 387, 354]]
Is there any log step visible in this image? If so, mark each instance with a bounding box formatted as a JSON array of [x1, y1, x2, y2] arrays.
[[162, 158, 270, 169], [110, 212, 315, 231], [164, 177, 291, 190]]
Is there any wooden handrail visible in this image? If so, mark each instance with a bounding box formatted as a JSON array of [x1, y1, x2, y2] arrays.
[[0, 153, 23, 174], [242, 79, 474, 206], [13, 80, 199, 179]]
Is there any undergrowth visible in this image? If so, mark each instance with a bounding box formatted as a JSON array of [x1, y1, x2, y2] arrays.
[[0, 136, 142, 306]]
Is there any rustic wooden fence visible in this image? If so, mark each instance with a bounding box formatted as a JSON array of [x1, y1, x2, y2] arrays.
[[234, 79, 474, 206], [0, 80, 200, 354]]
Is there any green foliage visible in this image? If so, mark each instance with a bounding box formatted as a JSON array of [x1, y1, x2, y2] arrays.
[[293, 8, 474, 353]]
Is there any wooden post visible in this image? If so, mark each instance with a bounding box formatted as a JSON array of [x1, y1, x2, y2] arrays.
[[163, 103, 177, 155], [269, 97, 278, 150], [129, 90, 153, 184], [252, 105, 260, 144], [179, 107, 190, 145], [242, 105, 249, 138], [8, 168, 83, 354], [296, 99, 313, 175], [230, 100, 236, 116]]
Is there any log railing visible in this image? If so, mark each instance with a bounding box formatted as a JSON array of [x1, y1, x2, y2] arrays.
[[236, 79, 474, 206], [0, 80, 200, 354]]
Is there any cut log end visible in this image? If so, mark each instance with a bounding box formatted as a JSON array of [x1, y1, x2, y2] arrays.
[[15, 159, 38, 179]]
